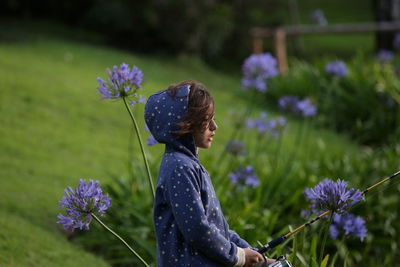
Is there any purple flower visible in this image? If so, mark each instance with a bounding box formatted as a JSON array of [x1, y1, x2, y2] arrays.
[[278, 96, 317, 117], [97, 63, 144, 102], [329, 222, 340, 239], [304, 178, 363, 214], [310, 9, 327, 26], [228, 166, 259, 189], [330, 213, 367, 241], [225, 140, 246, 156], [242, 53, 279, 93], [377, 49, 394, 62], [147, 135, 158, 146], [325, 61, 348, 77], [131, 94, 146, 106], [57, 179, 111, 231], [300, 209, 312, 219], [296, 98, 317, 117], [266, 116, 287, 137], [246, 112, 286, 137], [394, 32, 400, 50], [145, 125, 158, 146], [246, 112, 267, 132], [278, 96, 299, 112]]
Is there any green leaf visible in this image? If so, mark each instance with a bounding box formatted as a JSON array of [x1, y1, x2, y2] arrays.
[[320, 254, 330, 267], [309, 235, 318, 267]]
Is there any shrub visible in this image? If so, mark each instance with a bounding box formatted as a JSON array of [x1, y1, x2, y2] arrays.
[[268, 56, 400, 145]]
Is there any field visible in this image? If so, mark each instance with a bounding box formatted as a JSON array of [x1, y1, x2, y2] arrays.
[[1, 19, 399, 266]]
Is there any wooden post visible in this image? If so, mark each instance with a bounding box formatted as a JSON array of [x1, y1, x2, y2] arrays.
[[252, 36, 263, 54], [273, 28, 288, 75]]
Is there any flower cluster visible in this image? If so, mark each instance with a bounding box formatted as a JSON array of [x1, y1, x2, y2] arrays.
[[57, 179, 111, 231], [97, 63, 145, 106], [377, 49, 394, 62], [278, 96, 317, 117], [242, 53, 279, 93], [325, 60, 348, 77], [330, 213, 367, 241], [228, 166, 259, 189], [225, 140, 246, 156], [310, 9, 327, 26], [246, 112, 286, 137], [304, 178, 363, 214]]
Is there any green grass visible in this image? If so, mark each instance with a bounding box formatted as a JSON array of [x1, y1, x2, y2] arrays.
[[297, 0, 373, 23], [280, 0, 376, 59], [0, 211, 108, 266], [0, 27, 260, 266], [0, 24, 366, 266]]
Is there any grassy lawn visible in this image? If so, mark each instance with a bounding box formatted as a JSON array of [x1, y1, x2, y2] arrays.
[[0, 27, 258, 266], [0, 23, 367, 266], [281, 0, 376, 59]]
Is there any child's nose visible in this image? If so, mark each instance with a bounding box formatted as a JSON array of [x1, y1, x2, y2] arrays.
[[210, 120, 218, 131]]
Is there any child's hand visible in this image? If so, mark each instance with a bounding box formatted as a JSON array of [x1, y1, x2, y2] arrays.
[[264, 257, 276, 265], [243, 248, 265, 267]]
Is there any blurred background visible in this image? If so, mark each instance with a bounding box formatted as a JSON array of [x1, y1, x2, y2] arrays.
[[1, 0, 399, 266], [3, 0, 398, 66]]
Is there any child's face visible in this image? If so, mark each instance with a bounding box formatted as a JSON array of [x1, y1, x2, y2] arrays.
[[194, 114, 218, 149]]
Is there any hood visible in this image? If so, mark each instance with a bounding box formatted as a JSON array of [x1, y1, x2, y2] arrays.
[[144, 85, 197, 159]]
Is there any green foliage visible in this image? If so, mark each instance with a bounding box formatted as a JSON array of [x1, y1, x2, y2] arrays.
[[320, 56, 400, 145], [268, 56, 400, 145], [320, 254, 330, 267], [1, 25, 400, 267], [3, 0, 375, 64], [2, 0, 288, 63]]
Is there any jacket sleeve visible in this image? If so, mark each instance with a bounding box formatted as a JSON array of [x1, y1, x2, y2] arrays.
[[228, 230, 251, 248], [164, 164, 239, 266]]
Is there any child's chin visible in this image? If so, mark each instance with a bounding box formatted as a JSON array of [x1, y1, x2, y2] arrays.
[[200, 143, 212, 149]]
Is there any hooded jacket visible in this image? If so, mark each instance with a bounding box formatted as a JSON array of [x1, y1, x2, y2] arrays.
[[144, 85, 250, 267]]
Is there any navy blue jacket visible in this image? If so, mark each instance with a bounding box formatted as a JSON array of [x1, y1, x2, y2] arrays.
[[145, 85, 250, 266]]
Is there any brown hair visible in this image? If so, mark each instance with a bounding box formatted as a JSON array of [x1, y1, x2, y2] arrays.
[[167, 80, 214, 136]]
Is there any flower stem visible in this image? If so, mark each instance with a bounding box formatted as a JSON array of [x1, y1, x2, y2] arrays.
[[122, 97, 155, 199], [91, 213, 150, 267], [319, 211, 334, 264]]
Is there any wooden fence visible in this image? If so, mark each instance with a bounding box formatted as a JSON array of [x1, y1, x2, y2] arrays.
[[250, 22, 400, 74]]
